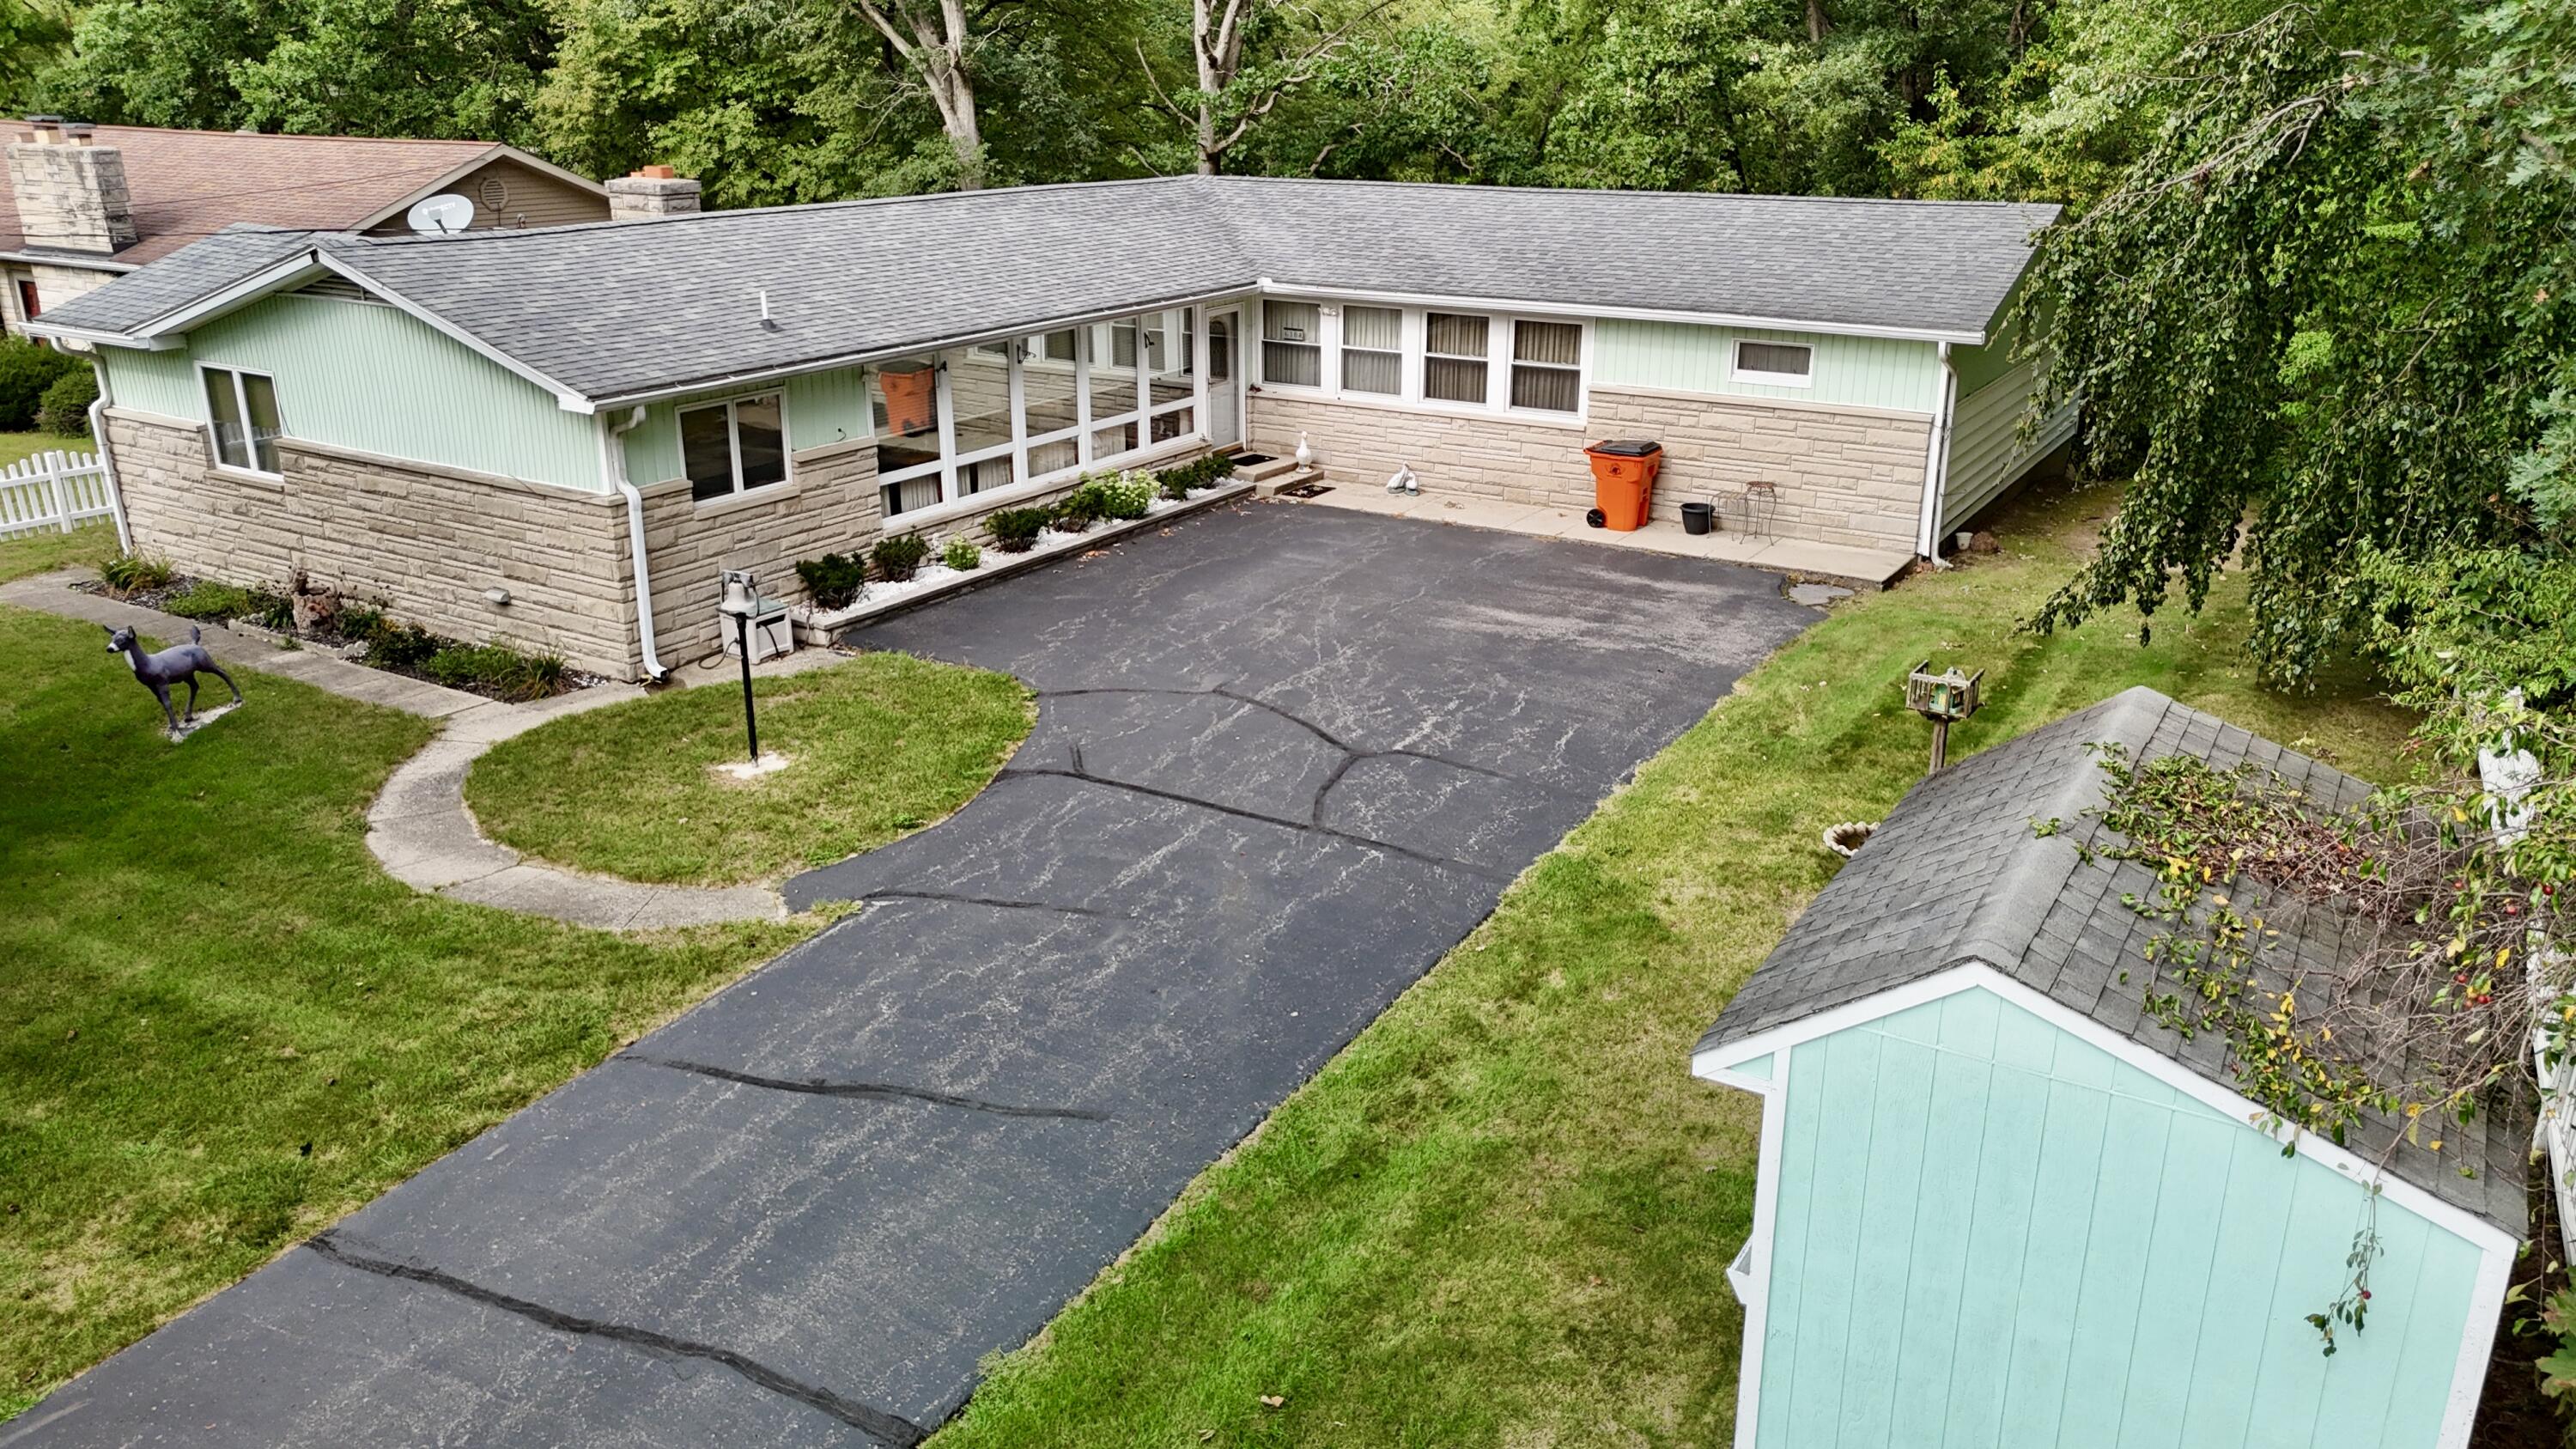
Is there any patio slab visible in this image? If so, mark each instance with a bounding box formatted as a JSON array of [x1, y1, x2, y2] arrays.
[[28, 504, 1818, 1448], [1290, 485, 1915, 587]]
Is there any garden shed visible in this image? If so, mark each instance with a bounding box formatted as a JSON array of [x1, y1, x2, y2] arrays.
[[1692, 686, 2524, 1449]]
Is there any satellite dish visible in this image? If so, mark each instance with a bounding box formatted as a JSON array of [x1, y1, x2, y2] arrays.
[[405, 194, 476, 235]]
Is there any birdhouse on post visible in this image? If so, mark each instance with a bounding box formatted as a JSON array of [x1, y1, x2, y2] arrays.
[[1905, 661, 1983, 776]]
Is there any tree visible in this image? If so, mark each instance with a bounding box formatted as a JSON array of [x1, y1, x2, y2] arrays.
[[1144, 0, 1398, 175], [2015, 0, 2576, 685], [850, 0, 988, 188]]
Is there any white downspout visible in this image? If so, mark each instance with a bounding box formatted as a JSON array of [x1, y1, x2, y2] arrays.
[[599, 406, 665, 682], [1916, 341, 1959, 562], [85, 356, 132, 554]]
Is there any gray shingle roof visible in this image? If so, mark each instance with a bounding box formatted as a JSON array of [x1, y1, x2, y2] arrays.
[[35, 175, 2057, 403], [1698, 685, 2530, 1238]]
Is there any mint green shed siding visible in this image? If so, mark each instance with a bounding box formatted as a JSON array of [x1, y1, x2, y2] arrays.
[[1747, 985, 2486, 1449], [100, 293, 600, 490], [1590, 320, 1943, 413]]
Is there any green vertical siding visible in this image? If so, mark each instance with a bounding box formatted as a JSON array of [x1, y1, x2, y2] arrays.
[[620, 364, 873, 485], [1753, 985, 2486, 1449], [100, 293, 598, 489], [1591, 320, 1943, 412]]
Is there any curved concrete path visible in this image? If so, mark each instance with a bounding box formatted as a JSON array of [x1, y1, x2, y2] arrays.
[[23, 503, 1825, 1448], [366, 685, 788, 930]]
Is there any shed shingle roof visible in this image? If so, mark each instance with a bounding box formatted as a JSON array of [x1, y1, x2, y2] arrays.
[[34, 175, 2059, 403], [1698, 685, 2530, 1238]]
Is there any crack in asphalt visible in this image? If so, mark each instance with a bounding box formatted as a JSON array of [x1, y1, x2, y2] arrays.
[[999, 765, 1512, 882], [306, 1233, 929, 1447], [1029, 684, 1589, 831], [858, 889, 1117, 918], [617, 1052, 1112, 1121]]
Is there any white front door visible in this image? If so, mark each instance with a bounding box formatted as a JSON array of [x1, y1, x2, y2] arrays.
[[1206, 309, 1242, 447]]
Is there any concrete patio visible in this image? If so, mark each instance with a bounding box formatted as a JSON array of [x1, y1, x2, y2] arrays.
[[1283, 483, 1917, 588]]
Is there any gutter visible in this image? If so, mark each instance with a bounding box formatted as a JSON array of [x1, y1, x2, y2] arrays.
[[598, 406, 666, 681], [1915, 342, 1959, 560], [85, 356, 133, 553]]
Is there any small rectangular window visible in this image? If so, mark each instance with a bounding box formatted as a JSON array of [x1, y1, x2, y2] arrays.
[[1734, 340, 1814, 385], [1424, 312, 1489, 405], [1262, 301, 1321, 387], [679, 392, 789, 503], [1510, 320, 1582, 413], [201, 365, 283, 473], [1340, 305, 1402, 396]]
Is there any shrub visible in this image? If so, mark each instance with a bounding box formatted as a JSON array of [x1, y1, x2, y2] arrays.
[[1051, 484, 1103, 532], [987, 507, 1049, 553], [36, 368, 98, 437], [251, 588, 294, 631], [162, 581, 255, 622], [1097, 471, 1154, 521], [355, 616, 445, 672], [423, 642, 568, 701], [872, 532, 932, 582], [0, 338, 82, 431], [795, 552, 866, 611], [941, 538, 982, 571], [97, 551, 173, 596], [1156, 466, 1192, 502]]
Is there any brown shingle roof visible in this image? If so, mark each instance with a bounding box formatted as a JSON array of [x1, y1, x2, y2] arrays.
[[1, 125, 517, 266]]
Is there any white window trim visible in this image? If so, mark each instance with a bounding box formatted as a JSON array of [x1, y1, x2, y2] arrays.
[[878, 308, 1214, 524], [194, 359, 285, 479], [1336, 303, 1406, 399], [678, 388, 795, 508], [1730, 338, 1816, 389], [1256, 292, 1590, 425], [1256, 298, 1327, 394]]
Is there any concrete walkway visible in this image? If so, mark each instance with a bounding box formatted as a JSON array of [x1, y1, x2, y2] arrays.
[[2, 567, 791, 930]]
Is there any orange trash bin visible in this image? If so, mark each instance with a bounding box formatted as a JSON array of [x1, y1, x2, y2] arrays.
[[1584, 440, 1663, 531]]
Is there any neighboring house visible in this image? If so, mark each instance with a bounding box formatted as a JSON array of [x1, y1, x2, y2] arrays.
[[29, 177, 2073, 682], [1692, 686, 2523, 1449], [1, 117, 609, 338]]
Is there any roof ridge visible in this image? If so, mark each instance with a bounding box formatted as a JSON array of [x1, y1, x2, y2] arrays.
[[1200, 174, 2062, 211], [35, 125, 502, 150]]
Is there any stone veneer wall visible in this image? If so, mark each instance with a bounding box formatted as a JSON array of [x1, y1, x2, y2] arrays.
[[1250, 385, 1935, 553], [110, 407, 1237, 682], [638, 436, 882, 671], [106, 408, 640, 677]]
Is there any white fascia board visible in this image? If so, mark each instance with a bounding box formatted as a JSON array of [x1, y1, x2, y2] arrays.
[[582, 284, 1255, 412], [23, 321, 183, 350], [309, 253, 595, 414], [1256, 279, 1986, 348], [0, 250, 133, 273], [1694, 959, 2519, 1257]]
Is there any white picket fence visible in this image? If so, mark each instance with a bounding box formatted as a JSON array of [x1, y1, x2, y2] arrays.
[[0, 447, 115, 539]]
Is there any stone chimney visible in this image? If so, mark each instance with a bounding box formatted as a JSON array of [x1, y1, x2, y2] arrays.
[[8, 118, 138, 255], [605, 165, 702, 222]]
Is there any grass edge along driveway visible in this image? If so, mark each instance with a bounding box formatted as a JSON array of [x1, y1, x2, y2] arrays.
[[0, 557, 812, 1420], [929, 478, 2419, 1448]]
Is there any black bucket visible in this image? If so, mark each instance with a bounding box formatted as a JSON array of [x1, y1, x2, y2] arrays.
[[1680, 501, 1715, 536]]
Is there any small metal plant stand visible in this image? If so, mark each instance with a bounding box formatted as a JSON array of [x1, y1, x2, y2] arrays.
[[1723, 481, 1779, 537], [1905, 661, 1983, 776]]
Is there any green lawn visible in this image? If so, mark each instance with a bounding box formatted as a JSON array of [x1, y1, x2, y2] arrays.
[[0, 515, 117, 579], [0, 429, 86, 471], [465, 654, 1036, 886], [931, 478, 2421, 1448], [0, 528, 811, 1418]]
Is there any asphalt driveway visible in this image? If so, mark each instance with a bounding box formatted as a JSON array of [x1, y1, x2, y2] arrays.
[[15, 502, 1816, 1448]]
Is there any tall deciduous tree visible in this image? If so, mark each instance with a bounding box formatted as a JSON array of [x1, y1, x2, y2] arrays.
[[1149, 0, 1396, 174], [851, 0, 987, 187], [2015, 0, 2576, 684]]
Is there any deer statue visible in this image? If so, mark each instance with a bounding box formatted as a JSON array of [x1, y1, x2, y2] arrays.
[[104, 623, 241, 736]]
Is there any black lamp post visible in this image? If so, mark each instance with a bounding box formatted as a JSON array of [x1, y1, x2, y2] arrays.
[[718, 569, 762, 763]]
